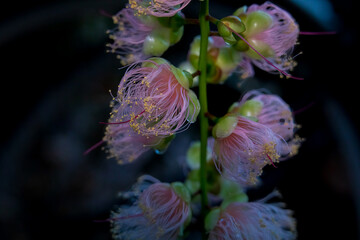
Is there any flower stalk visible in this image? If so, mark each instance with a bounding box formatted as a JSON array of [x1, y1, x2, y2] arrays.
[[198, 0, 210, 237]]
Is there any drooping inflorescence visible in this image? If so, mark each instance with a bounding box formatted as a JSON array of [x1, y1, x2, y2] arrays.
[[89, 0, 333, 238]]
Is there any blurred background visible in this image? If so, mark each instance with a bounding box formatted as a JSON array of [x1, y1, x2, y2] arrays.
[[0, 0, 359, 239]]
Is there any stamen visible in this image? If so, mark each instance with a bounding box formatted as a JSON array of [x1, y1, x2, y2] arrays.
[[300, 31, 336, 35], [83, 139, 105, 156], [99, 9, 113, 18], [99, 110, 145, 125], [293, 101, 315, 115], [266, 153, 278, 168]]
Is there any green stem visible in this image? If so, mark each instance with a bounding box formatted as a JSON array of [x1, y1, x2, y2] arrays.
[[198, 0, 210, 238]]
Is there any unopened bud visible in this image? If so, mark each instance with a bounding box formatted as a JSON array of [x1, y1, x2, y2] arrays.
[[212, 115, 238, 139]]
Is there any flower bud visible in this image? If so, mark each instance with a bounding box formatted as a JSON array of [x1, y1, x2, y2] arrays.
[[153, 134, 176, 154], [212, 115, 238, 139], [243, 11, 273, 36], [245, 39, 275, 59], [170, 65, 193, 89], [171, 182, 191, 204], [186, 141, 212, 170], [217, 16, 246, 39], [205, 208, 221, 232], [143, 30, 171, 56], [186, 90, 201, 123], [233, 99, 263, 118]]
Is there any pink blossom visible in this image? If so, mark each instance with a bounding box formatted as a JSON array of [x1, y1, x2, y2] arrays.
[[209, 201, 297, 240], [237, 2, 299, 77], [104, 102, 169, 164], [114, 58, 199, 138], [129, 0, 191, 17], [237, 89, 303, 158], [111, 179, 191, 240], [106, 8, 154, 65], [211, 115, 288, 185]]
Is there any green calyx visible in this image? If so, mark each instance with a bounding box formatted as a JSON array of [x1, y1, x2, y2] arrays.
[[143, 30, 171, 56], [217, 16, 246, 38], [212, 115, 238, 139], [186, 90, 201, 123], [235, 99, 263, 118], [205, 208, 221, 232], [186, 141, 212, 170], [171, 182, 191, 204], [243, 11, 273, 37], [152, 134, 176, 155], [219, 178, 248, 209], [142, 57, 170, 68], [157, 12, 185, 31], [170, 65, 193, 89]]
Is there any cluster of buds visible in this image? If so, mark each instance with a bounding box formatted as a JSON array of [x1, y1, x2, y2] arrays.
[[87, 0, 333, 238]]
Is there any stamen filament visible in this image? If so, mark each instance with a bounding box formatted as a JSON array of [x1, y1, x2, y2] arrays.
[[300, 31, 336, 35], [266, 153, 278, 168]]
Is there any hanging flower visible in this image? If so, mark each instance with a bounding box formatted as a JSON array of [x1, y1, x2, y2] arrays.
[[103, 101, 175, 164], [113, 58, 200, 138], [230, 89, 303, 158], [211, 115, 288, 185], [206, 199, 297, 239], [111, 176, 191, 240], [128, 0, 191, 17], [107, 8, 185, 65], [232, 2, 300, 78]]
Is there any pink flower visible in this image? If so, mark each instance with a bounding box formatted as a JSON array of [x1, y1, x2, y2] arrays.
[[114, 58, 200, 138], [235, 2, 299, 77], [234, 89, 303, 158], [111, 176, 191, 240], [107, 8, 154, 65], [129, 0, 191, 17], [208, 201, 297, 240], [211, 115, 288, 185], [103, 102, 175, 163]]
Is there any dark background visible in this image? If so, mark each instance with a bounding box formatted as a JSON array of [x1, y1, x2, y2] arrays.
[[0, 0, 359, 239]]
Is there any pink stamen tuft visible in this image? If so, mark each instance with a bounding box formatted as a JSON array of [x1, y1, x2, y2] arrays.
[[225, 25, 304, 80]]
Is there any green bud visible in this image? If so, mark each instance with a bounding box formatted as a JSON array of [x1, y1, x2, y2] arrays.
[[221, 193, 249, 209], [236, 99, 263, 117], [142, 57, 170, 68], [233, 39, 250, 52], [233, 6, 248, 17], [171, 182, 191, 204], [170, 12, 185, 30], [186, 141, 212, 170], [244, 11, 273, 37], [205, 208, 221, 232], [218, 16, 246, 36], [245, 39, 274, 60], [186, 90, 200, 123], [171, 65, 193, 89], [143, 30, 170, 56], [216, 47, 242, 83], [153, 134, 176, 154], [219, 178, 248, 209], [185, 169, 200, 194], [169, 26, 184, 45], [212, 115, 238, 139], [178, 61, 199, 87]]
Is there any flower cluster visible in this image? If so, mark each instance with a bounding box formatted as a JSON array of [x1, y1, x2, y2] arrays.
[[87, 0, 330, 238]]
